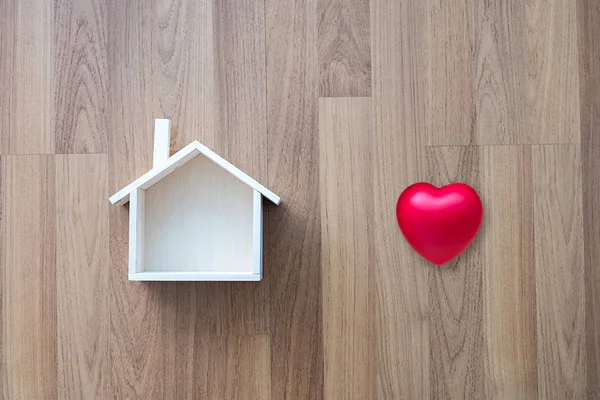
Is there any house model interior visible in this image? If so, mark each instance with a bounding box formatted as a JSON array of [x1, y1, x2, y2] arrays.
[[109, 119, 281, 281]]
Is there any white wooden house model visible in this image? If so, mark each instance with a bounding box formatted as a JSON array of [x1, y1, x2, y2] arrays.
[[109, 119, 281, 281]]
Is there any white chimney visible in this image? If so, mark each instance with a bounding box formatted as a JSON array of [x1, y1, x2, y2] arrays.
[[153, 119, 171, 167]]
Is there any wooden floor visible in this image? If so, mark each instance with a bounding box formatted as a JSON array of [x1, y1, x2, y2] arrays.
[[0, 0, 599, 398]]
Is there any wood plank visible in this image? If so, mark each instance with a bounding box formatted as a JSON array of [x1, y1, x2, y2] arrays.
[[164, 0, 273, 346], [107, 0, 156, 193], [55, 154, 110, 398], [162, 332, 270, 399], [172, 0, 271, 334], [476, 0, 579, 145], [533, 145, 586, 398], [370, 0, 429, 397], [318, 0, 371, 96], [152, 1, 272, 370], [190, 282, 270, 335], [578, 0, 600, 395], [526, 0, 580, 144], [265, 0, 324, 397], [207, 335, 271, 400], [157, 282, 270, 396], [319, 97, 372, 399], [425, 146, 484, 398], [214, 0, 267, 181], [475, 0, 528, 144], [155, 0, 216, 149], [481, 146, 537, 398], [0, 0, 54, 154], [425, 0, 475, 146], [159, 301, 210, 399], [106, 1, 166, 397], [54, 0, 108, 153], [0, 156, 3, 393], [0, 156, 56, 399]]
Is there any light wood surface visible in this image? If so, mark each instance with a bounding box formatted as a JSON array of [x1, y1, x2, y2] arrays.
[[426, 146, 485, 398], [319, 97, 372, 400], [533, 145, 586, 398], [54, 0, 108, 154], [55, 154, 109, 399], [1, 156, 56, 399], [318, 0, 371, 97], [144, 156, 254, 273], [371, 0, 429, 397], [207, 335, 271, 400], [0, 0, 54, 154], [265, 0, 324, 398], [475, 0, 528, 145], [1, 0, 599, 398], [426, 0, 475, 146], [579, 0, 600, 396], [481, 146, 537, 398]]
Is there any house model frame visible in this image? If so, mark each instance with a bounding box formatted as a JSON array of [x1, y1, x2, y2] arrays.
[[110, 119, 281, 281]]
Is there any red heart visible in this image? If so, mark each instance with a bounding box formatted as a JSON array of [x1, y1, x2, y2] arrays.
[[396, 182, 483, 265]]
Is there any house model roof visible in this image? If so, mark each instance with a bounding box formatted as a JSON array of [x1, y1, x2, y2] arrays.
[[110, 136, 281, 206]]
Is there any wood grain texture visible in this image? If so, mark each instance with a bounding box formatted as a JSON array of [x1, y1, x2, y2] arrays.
[[318, 0, 371, 97], [137, 282, 270, 397], [481, 146, 537, 398], [475, 0, 580, 145], [153, 0, 271, 340], [107, 0, 155, 194], [158, 297, 210, 399], [207, 335, 271, 400], [533, 145, 586, 398], [1, 0, 600, 397], [168, 0, 270, 334], [214, 0, 267, 181], [0, 0, 54, 154], [426, 146, 485, 399], [578, 0, 600, 396], [55, 154, 109, 399], [475, 0, 527, 145], [371, 0, 430, 397], [106, 1, 166, 398], [206, 0, 271, 330], [527, 0, 580, 144], [54, 0, 108, 154], [426, 0, 475, 146], [0, 156, 56, 399], [319, 97, 372, 399], [0, 158, 3, 394], [265, 0, 324, 398], [156, 0, 216, 149]]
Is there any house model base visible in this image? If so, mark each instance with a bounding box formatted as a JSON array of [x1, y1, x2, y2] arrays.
[[110, 119, 281, 281]]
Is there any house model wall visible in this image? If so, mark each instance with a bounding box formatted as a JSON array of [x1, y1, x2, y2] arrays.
[[110, 119, 281, 281]]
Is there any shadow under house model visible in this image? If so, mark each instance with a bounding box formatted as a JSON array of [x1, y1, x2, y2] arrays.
[[109, 119, 281, 281]]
